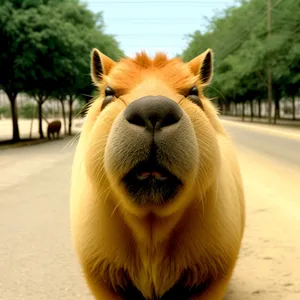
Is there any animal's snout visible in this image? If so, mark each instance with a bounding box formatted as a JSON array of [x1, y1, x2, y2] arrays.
[[124, 96, 183, 131]]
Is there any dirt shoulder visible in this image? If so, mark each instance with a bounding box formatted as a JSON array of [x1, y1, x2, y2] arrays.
[[220, 118, 300, 140], [0, 118, 82, 149], [225, 144, 300, 300], [220, 115, 300, 129]]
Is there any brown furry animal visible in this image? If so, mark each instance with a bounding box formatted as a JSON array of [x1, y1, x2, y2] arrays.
[[47, 120, 61, 139], [70, 48, 245, 300]]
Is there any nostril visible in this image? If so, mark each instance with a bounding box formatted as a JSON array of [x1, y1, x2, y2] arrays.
[[160, 111, 182, 128], [125, 112, 146, 127]]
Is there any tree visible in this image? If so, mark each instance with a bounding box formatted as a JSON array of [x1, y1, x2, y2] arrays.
[[0, 0, 124, 141], [0, 2, 23, 141], [181, 0, 300, 122], [12, 3, 77, 138], [51, 0, 124, 135], [0, 0, 65, 141]]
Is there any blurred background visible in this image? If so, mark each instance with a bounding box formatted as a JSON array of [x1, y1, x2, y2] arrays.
[[0, 0, 299, 299]]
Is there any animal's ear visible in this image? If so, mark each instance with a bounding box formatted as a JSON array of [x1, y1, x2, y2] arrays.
[[188, 49, 213, 86], [91, 48, 116, 85]]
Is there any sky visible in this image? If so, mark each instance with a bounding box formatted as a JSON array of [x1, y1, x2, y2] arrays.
[[86, 0, 237, 58]]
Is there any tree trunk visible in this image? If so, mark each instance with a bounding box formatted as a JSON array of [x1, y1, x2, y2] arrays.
[[38, 98, 44, 139], [7, 91, 20, 142], [59, 99, 67, 135], [292, 95, 296, 120], [242, 101, 245, 121], [273, 97, 280, 124], [258, 99, 261, 118], [250, 100, 254, 122], [225, 101, 230, 116], [235, 102, 238, 116], [57, 99, 60, 116], [68, 95, 74, 135], [217, 98, 222, 113]]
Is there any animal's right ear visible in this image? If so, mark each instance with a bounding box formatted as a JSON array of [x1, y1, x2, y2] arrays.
[[188, 49, 213, 86], [91, 48, 116, 85]]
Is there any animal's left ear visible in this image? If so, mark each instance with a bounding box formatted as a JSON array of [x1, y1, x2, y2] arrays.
[[188, 49, 213, 86]]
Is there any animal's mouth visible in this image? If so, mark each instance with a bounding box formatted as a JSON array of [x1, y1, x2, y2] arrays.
[[137, 169, 168, 181], [121, 160, 182, 205]]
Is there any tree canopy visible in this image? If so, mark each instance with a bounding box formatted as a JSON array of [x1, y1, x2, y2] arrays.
[[0, 0, 124, 141], [181, 0, 300, 122]]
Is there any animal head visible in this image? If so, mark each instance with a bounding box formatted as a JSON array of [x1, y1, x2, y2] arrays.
[[82, 48, 223, 218]]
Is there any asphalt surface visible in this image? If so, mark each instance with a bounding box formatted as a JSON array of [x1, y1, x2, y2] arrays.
[[0, 137, 94, 300], [0, 121, 299, 299], [222, 121, 300, 172]]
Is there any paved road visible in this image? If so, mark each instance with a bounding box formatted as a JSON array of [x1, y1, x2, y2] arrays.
[[0, 121, 299, 299], [0, 137, 94, 300], [222, 120, 300, 172], [222, 120, 300, 300]]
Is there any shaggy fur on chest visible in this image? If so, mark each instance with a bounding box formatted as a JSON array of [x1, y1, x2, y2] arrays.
[[82, 196, 236, 300]]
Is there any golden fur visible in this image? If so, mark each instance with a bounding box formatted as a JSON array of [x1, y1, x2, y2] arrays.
[[70, 48, 245, 300]]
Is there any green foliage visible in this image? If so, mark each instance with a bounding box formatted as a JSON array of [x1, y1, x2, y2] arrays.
[[19, 102, 37, 119], [181, 0, 300, 118], [0, 0, 124, 140], [0, 106, 11, 118]]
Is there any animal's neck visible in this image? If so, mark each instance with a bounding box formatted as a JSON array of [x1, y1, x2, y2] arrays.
[[118, 189, 217, 298], [122, 208, 184, 249], [105, 185, 219, 298], [121, 183, 218, 249], [118, 209, 185, 298]]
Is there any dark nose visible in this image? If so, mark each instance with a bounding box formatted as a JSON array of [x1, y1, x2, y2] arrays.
[[124, 96, 183, 131]]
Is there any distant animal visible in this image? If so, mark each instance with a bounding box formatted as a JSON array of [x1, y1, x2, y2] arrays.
[[47, 120, 61, 139], [70, 48, 245, 300]]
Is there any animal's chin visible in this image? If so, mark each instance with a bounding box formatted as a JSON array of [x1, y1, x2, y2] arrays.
[[121, 160, 183, 205]]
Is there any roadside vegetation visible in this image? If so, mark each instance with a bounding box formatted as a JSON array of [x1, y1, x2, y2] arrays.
[[181, 0, 300, 124], [0, 0, 124, 142]]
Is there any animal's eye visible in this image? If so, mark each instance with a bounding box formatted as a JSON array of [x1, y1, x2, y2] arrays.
[[187, 86, 203, 109], [188, 86, 199, 96], [105, 86, 115, 97], [101, 87, 115, 110]]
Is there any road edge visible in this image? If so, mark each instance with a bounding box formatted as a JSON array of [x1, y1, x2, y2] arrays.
[[220, 118, 300, 140]]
